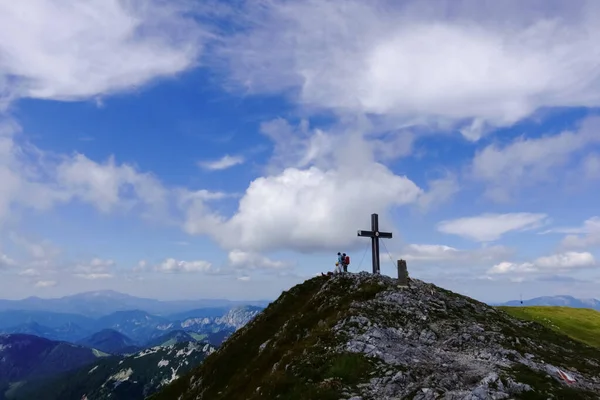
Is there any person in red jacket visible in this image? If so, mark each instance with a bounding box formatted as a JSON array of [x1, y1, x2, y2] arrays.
[[342, 253, 350, 272]]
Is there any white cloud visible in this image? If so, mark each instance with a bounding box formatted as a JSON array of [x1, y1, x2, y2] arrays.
[[183, 164, 422, 253], [199, 155, 245, 171], [180, 117, 435, 254], [0, 0, 204, 102], [471, 117, 600, 200], [155, 258, 215, 273], [34, 280, 57, 288], [227, 250, 289, 270], [543, 217, 600, 235], [133, 260, 147, 273], [582, 153, 600, 180], [416, 174, 460, 211], [544, 217, 600, 250], [210, 0, 600, 138], [437, 213, 548, 242], [488, 251, 596, 275], [73, 258, 115, 279], [0, 124, 171, 225], [535, 252, 595, 269], [399, 244, 512, 265], [9, 233, 61, 260], [0, 120, 69, 224], [18, 268, 39, 277], [56, 153, 168, 214], [0, 254, 16, 269]]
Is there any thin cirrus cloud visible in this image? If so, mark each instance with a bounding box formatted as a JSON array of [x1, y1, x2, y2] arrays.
[[470, 117, 600, 201], [540, 217, 600, 250], [437, 213, 549, 242], [198, 154, 245, 171], [34, 280, 57, 288], [73, 258, 115, 279]]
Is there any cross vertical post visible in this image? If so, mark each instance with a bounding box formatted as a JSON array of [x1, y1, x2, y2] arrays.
[[357, 213, 393, 274], [371, 213, 380, 275]]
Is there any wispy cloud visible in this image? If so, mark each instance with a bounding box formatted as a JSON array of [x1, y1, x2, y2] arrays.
[[488, 252, 596, 275], [34, 280, 57, 288], [437, 213, 549, 242], [154, 258, 217, 274], [198, 154, 245, 171], [73, 258, 115, 279]]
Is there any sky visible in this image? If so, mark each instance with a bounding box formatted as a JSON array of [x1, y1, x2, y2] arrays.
[[1, 0, 600, 304]]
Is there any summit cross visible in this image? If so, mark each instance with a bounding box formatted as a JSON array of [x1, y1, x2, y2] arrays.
[[357, 213, 393, 274]]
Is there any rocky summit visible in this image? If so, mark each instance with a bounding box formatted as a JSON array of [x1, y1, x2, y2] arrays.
[[151, 272, 600, 400]]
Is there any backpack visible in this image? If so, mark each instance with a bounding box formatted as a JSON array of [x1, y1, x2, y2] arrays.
[[344, 255, 350, 265]]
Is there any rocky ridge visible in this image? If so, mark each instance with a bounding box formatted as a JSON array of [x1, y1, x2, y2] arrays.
[[151, 272, 600, 400]]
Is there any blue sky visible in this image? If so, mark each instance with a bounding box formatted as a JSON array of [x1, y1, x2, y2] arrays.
[[1, 0, 600, 303]]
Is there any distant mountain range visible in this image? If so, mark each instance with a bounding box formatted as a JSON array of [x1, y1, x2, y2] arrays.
[[0, 290, 270, 317], [1, 334, 216, 400], [496, 295, 600, 310], [0, 291, 266, 400], [0, 306, 261, 345], [0, 334, 108, 399]]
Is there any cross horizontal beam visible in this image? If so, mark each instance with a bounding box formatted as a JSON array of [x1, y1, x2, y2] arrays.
[[357, 230, 392, 239]]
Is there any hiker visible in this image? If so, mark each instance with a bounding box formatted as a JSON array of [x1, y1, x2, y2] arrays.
[[342, 253, 350, 272], [334, 261, 343, 274], [334, 252, 344, 274]]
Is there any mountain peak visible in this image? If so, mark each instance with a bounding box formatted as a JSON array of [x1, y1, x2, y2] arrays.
[[152, 272, 600, 400], [77, 328, 137, 355]]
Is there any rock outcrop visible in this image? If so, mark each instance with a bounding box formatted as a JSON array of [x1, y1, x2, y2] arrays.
[[151, 272, 600, 400]]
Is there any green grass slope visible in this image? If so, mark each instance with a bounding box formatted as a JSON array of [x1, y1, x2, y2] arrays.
[[498, 306, 600, 348]]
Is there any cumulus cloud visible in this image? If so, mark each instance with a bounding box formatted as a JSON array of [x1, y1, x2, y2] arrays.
[[73, 258, 115, 279], [437, 213, 548, 242], [0, 0, 205, 102], [208, 0, 600, 138], [154, 258, 216, 273], [180, 116, 468, 253], [488, 251, 596, 275], [471, 117, 600, 201], [183, 164, 422, 253], [198, 155, 245, 171]]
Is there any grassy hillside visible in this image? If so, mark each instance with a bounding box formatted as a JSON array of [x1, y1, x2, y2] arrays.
[[151, 273, 600, 400], [498, 306, 600, 348]]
